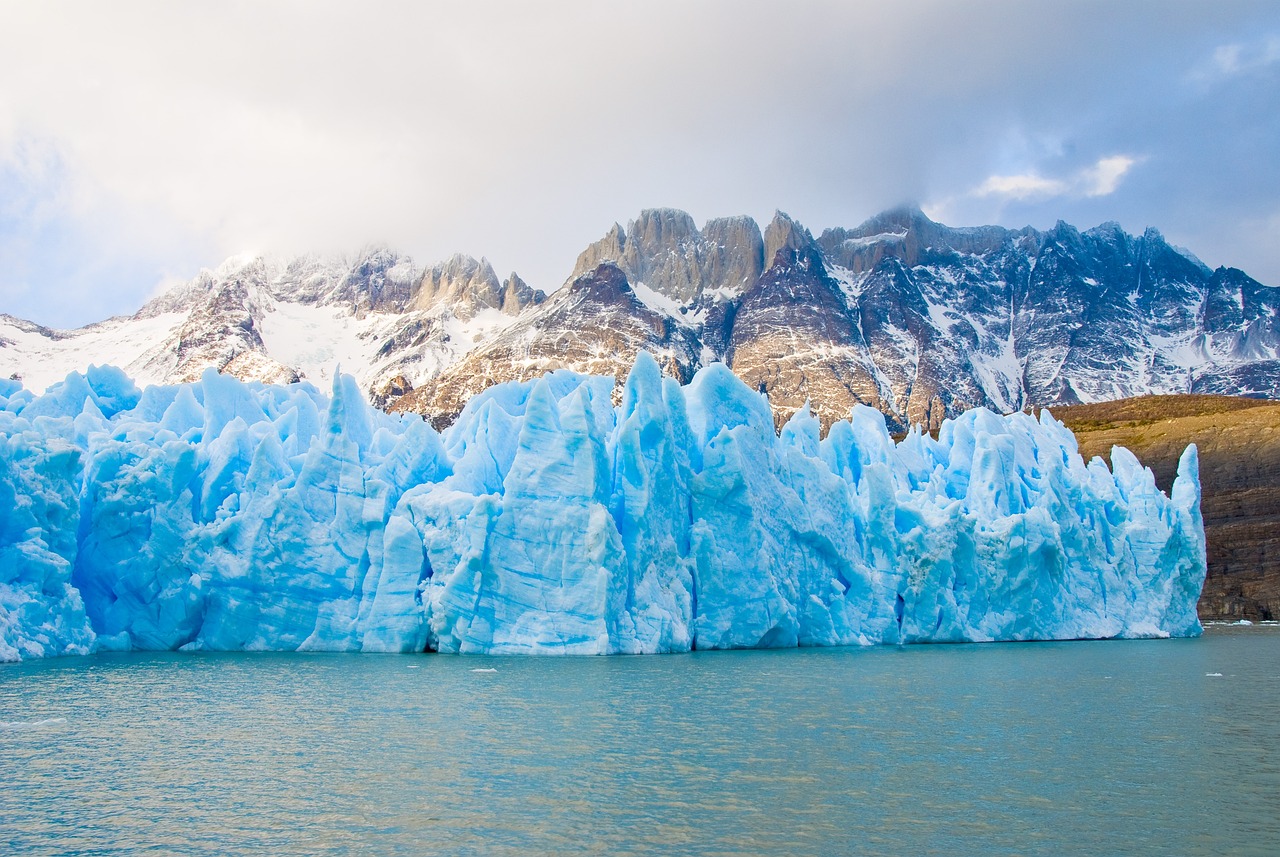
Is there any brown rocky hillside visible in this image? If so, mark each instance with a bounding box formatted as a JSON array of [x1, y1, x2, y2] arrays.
[[1049, 395, 1280, 621]]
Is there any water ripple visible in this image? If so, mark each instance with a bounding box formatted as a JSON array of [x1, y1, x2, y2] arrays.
[[2, 630, 1278, 856]]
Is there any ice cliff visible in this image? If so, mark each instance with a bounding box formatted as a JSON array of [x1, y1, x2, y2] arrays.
[[0, 353, 1206, 661]]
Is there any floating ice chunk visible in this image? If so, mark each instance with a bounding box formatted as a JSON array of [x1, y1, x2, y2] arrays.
[[0, 717, 68, 731]]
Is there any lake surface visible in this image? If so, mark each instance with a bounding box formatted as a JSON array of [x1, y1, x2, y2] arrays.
[[3, 625, 1278, 856]]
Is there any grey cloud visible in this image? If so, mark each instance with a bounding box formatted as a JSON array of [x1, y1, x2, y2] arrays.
[[0, 1, 1278, 327]]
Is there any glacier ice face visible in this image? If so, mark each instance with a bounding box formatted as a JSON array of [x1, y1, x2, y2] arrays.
[[0, 353, 1206, 661]]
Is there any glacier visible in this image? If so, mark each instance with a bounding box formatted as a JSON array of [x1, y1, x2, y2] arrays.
[[0, 353, 1206, 661]]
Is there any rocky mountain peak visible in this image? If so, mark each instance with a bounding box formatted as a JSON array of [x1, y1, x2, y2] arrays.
[[1080, 221, 1132, 256], [821, 206, 1015, 273], [137, 273, 299, 387], [618, 208, 704, 302], [853, 204, 935, 235], [212, 253, 273, 281], [568, 261, 634, 303], [502, 272, 543, 316], [630, 208, 700, 249], [328, 245, 419, 314], [571, 208, 764, 305], [413, 254, 529, 318], [701, 215, 763, 250], [1045, 219, 1086, 250], [699, 215, 764, 299], [135, 255, 271, 319], [763, 211, 817, 269]]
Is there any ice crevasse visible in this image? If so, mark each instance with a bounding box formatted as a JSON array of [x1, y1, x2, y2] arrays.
[[0, 352, 1206, 661]]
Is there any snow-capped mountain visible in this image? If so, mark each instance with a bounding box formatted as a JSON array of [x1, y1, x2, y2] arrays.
[[399, 206, 1280, 429], [3, 206, 1277, 430], [0, 247, 543, 408]]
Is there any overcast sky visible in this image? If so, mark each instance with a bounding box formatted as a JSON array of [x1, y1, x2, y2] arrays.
[[1, 1, 1278, 328]]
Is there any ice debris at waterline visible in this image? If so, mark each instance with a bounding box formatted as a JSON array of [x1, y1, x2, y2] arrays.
[[0, 354, 1205, 661]]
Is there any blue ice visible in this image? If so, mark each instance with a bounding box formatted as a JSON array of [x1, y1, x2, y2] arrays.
[[0, 354, 1206, 661]]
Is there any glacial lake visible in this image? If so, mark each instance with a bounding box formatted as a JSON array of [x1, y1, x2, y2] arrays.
[[3, 625, 1278, 857]]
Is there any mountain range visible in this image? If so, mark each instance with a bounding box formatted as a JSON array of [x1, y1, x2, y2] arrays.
[[3, 206, 1278, 430]]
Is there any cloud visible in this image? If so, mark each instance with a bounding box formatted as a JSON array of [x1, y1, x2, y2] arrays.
[[1191, 34, 1280, 83], [0, 136, 211, 326], [975, 173, 1068, 202], [0, 2, 1278, 325], [1079, 155, 1139, 197], [974, 155, 1139, 203]]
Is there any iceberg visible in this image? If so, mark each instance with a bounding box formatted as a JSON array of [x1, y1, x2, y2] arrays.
[[0, 354, 1206, 661]]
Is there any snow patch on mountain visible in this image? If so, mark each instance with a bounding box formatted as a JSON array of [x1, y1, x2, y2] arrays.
[[0, 312, 188, 393], [256, 301, 378, 379]]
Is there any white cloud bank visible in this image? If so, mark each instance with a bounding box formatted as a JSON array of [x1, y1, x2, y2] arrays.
[[0, 2, 1278, 326], [975, 155, 1139, 202]]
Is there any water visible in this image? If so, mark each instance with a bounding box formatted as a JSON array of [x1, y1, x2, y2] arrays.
[[3, 626, 1278, 857]]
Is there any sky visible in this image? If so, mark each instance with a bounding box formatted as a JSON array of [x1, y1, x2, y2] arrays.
[[1, 1, 1278, 329]]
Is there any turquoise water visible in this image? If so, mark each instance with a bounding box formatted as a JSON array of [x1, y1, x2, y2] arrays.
[[3, 626, 1278, 856]]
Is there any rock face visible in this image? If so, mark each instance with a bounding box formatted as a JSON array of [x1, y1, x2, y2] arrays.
[[412, 254, 541, 318], [391, 262, 702, 421], [726, 242, 897, 428], [569, 208, 765, 305], [2, 206, 1277, 434], [1052, 395, 1280, 621], [462, 206, 1279, 431], [134, 268, 299, 385], [531, 206, 1280, 431]]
